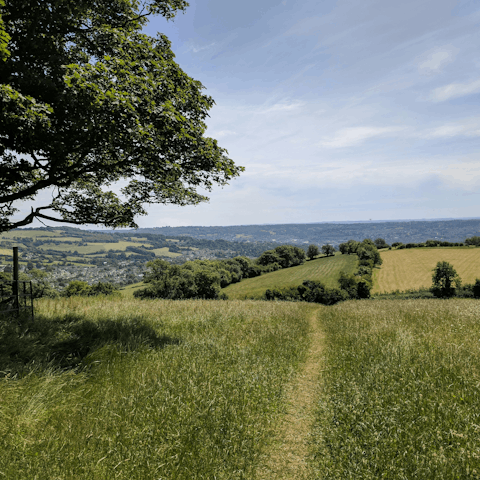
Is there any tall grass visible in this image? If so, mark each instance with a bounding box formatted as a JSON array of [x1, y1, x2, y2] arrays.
[[0, 296, 313, 479], [311, 299, 480, 479]]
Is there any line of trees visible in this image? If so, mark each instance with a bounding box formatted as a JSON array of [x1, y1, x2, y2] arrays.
[[134, 246, 308, 300], [264, 239, 382, 305], [306, 244, 336, 260]]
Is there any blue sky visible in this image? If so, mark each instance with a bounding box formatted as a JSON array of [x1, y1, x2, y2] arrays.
[[137, 0, 480, 227], [18, 0, 480, 228]]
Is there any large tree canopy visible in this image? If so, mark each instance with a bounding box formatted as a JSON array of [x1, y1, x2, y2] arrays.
[[0, 0, 242, 231]]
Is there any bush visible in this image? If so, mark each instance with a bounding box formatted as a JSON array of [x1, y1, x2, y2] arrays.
[[473, 279, 480, 298]]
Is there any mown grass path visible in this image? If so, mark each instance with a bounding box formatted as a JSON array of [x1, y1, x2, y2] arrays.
[[255, 306, 324, 479]]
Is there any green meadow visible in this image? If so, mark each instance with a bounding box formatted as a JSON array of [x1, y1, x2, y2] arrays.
[[2, 294, 480, 478], [311, 299, 480, 478], [223, 253, 357, 299], [0, 297, 313, 479]]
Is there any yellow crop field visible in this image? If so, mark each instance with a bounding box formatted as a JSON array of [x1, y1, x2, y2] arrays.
[[38, 241, 152, 253], [0, 230, 60, 239], [373, 247, 480, 293]]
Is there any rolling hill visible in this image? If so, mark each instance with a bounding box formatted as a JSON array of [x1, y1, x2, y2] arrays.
[[222, 254, 358, 299]]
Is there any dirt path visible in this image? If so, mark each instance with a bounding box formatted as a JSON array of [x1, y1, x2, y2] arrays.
[[255, 307, 324, 479]]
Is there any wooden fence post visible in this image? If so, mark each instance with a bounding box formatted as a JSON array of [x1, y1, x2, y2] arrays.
[[12, 246, 19, 313]]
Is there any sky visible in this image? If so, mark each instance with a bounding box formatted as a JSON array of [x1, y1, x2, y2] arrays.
[[17, 0, 480, 228], [136, 0, 480, 227]]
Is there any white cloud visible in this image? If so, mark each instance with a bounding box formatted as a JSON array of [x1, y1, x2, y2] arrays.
[[419, 119, 480, 139], [187, 42, 217, 53], [209, 129, 237, 138], [430, 78, 480, 102], [417, 47, 456, 75], [318, 126, 404, 148], [255, 101, 305, 115]]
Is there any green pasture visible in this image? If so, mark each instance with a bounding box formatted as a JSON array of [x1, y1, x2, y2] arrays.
[[119, 282, 145, 297], [223, 254, 357, 299], [0, 297, 312, 479], [311, 299, 480, 478], [151, 247, 181, 257]]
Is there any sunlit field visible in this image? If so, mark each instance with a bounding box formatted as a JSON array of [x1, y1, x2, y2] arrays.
[[223, 254, 357, 299], [373, 247, 480, 293], [311, 299, 480, 478], [0, 297, 313, 479]]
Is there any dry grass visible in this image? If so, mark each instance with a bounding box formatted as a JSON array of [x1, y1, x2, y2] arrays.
[[373, 247, 480, 293]]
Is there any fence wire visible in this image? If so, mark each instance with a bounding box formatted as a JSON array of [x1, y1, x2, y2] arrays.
[[0, 281, 34, 319]]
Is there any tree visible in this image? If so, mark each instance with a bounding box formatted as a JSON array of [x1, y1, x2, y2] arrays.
[[257, 250, 282, 267], [63, 280, 91, 297], [431, 261, 461, 298], [321, 244, 335, 256], [374, 238, 389, 249], [307, 244, 320, 260], [473, 279, 480, 298], [0, 0, 9, 61], [465, 236, 480, 246], [339, 239, 359, 255], [357, 240, 382, 267], [0, 0, 242, 232]]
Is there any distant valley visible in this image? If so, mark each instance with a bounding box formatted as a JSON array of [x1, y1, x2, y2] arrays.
[[132, 218, 480, 246]]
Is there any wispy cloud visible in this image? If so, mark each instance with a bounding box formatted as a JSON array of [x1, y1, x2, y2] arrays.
[[419, 119, 480, 139], [417, 46, 456, 75], [430, 78, 480, 102], [187, 42, 217, 53], [318, 126, 404, 148], [208, 129, 237, 138], [255, 101, 305, 115]]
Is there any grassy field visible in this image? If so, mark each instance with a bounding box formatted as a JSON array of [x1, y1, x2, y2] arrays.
[[119, 282, 145, 296], [373, 247, 480, 293], [37, 240, 153, 254], [0, 297, 313, 479], [311, 299, 480, 478], [2, 296, 480, 478], [0, 230, 61, 239], [151, 246, 181, 257], [223, 254, 357, 299]]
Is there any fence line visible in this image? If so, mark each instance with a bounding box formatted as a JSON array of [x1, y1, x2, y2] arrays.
[[0, 280, 34, 319]]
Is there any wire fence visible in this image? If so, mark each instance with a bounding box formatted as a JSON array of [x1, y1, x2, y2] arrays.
[[0, 281, 34, 319]]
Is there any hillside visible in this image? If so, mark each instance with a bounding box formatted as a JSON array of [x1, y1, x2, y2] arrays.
[[373, 246, 480, 293], [0, 227, 278, 290], [223, 254, 357, 299], [132, 218, 480, 246]]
